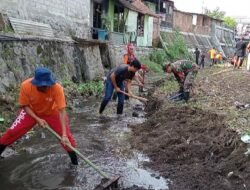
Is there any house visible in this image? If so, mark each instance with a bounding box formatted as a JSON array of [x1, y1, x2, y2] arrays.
[[173, 10, 223, 35], [91, 0, 159, 47], [143, 0, 174, 28]]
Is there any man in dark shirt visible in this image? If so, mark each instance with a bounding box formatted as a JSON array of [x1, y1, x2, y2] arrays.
[[235, 37, 248, 69], [99, 59, 141, 115], [200, 51, 206, 69], [194, 47, 200, 65]]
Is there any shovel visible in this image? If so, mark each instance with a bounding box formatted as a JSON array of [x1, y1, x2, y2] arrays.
[[168, 92, 183, 100], [45, 125, 120, 190], [120, 91, 148, 102]]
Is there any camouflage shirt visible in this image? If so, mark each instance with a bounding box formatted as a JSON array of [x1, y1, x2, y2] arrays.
[[171, 60, 197, 74]]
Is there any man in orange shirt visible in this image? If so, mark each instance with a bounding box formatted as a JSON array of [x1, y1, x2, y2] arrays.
[[208, 47, 217, 66], [215, 52, 223, 64], [0, 67, 78, 165]]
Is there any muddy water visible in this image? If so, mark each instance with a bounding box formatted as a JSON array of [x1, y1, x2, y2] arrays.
[[0, 97, 168, 190]]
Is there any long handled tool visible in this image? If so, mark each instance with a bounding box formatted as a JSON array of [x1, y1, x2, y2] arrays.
[[120, 91, 148, 102], [45, 125, 120, 190], [168, 92, 183, 100]]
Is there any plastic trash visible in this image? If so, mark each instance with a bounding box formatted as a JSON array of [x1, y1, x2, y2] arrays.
[[244, 148, 250, 156], [41, 132, 46, 139], [240, 134, 250, 144]]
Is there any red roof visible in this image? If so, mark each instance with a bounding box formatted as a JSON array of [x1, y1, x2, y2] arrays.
[[119, 0, 159, 17]]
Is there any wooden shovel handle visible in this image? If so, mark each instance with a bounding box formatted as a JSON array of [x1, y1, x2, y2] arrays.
[[120, 91, 148, 102]]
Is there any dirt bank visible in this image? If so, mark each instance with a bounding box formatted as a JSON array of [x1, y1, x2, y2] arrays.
[[130, 67, 250, 190]]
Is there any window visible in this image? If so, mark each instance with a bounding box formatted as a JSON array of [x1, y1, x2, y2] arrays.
[[192, 15, 197, 25], [113, 4, 125, 33], [93, 2, 102, 28], [168, 6, 173, 15], [137, 13, 144, 36], [202, 17, 209, 26], [160, 2, 166, 13]]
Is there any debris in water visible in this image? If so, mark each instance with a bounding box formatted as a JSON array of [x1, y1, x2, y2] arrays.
[[241, 134, 250, 144]]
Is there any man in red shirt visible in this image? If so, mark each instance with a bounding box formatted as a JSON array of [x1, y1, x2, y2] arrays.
[[0, 67, 78, 165]]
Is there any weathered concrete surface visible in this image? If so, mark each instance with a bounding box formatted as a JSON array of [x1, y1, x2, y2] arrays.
[[161, 27, 235, 59], [0, 0, 90, 38], [0, 38, 105, 94]]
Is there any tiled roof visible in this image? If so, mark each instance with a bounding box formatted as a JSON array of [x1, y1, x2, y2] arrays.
[[119, 0, 159, 17]]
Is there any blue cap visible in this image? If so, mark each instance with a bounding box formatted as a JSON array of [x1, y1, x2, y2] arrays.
[[31, 67, 56, 87]]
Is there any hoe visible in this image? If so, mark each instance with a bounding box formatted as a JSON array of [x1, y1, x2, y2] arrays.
[[45, 125, 120, 190]]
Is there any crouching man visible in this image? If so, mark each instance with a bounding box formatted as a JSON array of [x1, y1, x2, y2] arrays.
[[165, 60, 198, 102], [0, 67, 78, 165]]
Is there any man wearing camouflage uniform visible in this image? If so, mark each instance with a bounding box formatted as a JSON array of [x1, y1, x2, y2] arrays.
[[165, 60, 198, 102]]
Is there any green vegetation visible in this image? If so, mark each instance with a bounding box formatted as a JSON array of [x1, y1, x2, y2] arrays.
[[204, 7, 225, 20], [149, 49, 166, 65], [224, 16, 237, 29], [62, 80, 104, 97], [2, 47, 15, 60], [204, 7, 237, 29], [140, 57, 164, 73], [139, 50, 165, 73], [163, 31, 191, 62], [0, 25, 14, 33], [101, 14, 112, 31], [159, 80, 179, 93], [0, 86, 19, 133], [37, 45, 43, 55], [78, 81, 104, 96], [139, 31, 192, 73]]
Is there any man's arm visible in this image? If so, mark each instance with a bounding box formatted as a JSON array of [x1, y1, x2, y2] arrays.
[[23, 106, 47, 127], [58, 108, 70, 145], [126, 80, 133, 95], [134, 72, 144, 87], [110, 72, 120, 92], [247, 42, 250, 52], [58, 108, 67, 137]]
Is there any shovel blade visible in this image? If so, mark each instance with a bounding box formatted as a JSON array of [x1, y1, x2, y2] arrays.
[[94, 176, 120, 190]]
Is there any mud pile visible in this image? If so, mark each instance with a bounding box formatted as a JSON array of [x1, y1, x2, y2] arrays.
[[130, 104, 250, 190]]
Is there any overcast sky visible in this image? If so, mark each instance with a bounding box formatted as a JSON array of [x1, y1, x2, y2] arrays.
[[172, 0, 250, 18]]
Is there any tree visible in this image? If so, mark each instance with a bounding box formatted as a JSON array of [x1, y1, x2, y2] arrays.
[[204, 7, 237, 29], [204, 7, 225, 20], [224, 16, 237, 29]]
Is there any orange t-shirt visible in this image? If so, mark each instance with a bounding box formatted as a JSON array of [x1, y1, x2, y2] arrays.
[[123, 54, 136, 64], [215, 54, 222, 60], [208, 49, 217, 59], [19, 78, 66, 116]]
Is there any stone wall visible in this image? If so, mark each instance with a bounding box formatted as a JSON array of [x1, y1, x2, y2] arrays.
[[0, 0, 90, 38], [161, 24, 235, 60], [108, 43, 156, 68], [0, 37, 105, 94]]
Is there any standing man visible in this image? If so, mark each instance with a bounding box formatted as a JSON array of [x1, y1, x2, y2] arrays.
[[208, 47, 217, 66], [194, 47, 200, 65], [99, 59, 141, 115], [200, 51, 206, 69], [235, 37, 248, 69], [0, 67, 78, 165], [164, 60, 198, 102]]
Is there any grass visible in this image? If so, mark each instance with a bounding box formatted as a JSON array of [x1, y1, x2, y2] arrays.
[[62, 80, 104, 97]]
